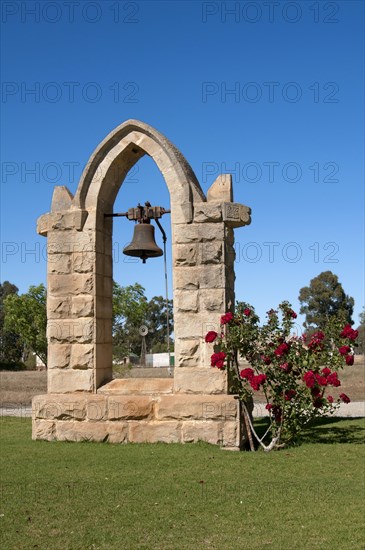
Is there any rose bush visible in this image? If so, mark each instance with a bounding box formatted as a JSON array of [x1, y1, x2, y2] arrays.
[[206, 301, 357, 451]]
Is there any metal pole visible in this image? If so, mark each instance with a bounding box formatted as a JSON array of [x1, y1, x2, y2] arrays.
[[155, 219, 171, 376]]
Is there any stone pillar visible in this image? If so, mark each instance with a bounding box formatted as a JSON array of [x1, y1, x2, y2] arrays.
[[172, 175, 251, 394]]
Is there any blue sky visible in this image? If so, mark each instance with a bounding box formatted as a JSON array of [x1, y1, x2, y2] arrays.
[[1, 0, 364, 329]]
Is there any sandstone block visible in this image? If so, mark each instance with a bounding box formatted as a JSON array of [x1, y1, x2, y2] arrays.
[[32, 419, 55, 441], [194, 203, 222, 223], [174, 367, 227, 394], [48, 253, 72, 274], [70, 344, 94, 369], [48, 273, 93, 296], [174, 339, 200, 368], [48, 343, 72, 369], [222, 420, 240, 448], [200, 242, 223, 265], [199, 289, 225, 312], [47, 297, 71, 319], [174, 267, 200, 291], [156, 395, 237, 420], [56, 421, 108, 442], [86, 396, 108, 421], [106, 421, 128, 443], [48, 368, 93, 393], [174, 290, 199, 313], [108, 396, 154, 420], [207, 174, 233, 203], [33, 394, 87, 420], [173, 244, 198, 266], [182, 420, 221, 444], [97, 378, 173, 395], [174, 224, 225, 244], [73, 251, 95, 273], [71, 295, 94, 317], [129, 421, 181, 443], [47, 318, 93, 344], [222, 202, 251, 228]]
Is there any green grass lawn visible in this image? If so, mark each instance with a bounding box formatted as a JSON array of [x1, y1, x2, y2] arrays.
[[0, 417, 364, 550]]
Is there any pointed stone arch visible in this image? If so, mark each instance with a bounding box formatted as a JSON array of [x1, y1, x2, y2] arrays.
[[34, 120, 251, 448]]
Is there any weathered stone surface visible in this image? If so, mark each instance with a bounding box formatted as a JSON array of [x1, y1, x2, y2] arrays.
[[207, 174, 233, 203], [48, 343, 71, 369], [108, 396, 154, 420], [98, 378, 173, 395], [223, 203, 251, 228], [33, 394, 87, 420], [199, 289, 225, 312], [56, 421, 108, 442], [48, 273, 93, 296], [222, 420, 240, 448], [174, 224, 225, 244], [47, 318, 93, 343], [194, 203, 222, 223], [71, 295, 94, 317], [182, 421, 221, 444], [86, 396, 108, 421], [174, 268, 200, 291], [174, 290, 199, 313], [51, 185, 73, 211], [173, 244, 198, 266], [32, 419, 55, 441], [73, 251, 94, 273], [129, 421, 181, 443], [48, 254, 72, 274], [70, 344, 94, 369], [174, 367, 227, 394], [174, 339, 200, 368], [200, 242, 223, 264], [106, 421, 128, 443], [48, 368, 93, 393], [47, 297, 71, 319], [156, 395, 237, 420]]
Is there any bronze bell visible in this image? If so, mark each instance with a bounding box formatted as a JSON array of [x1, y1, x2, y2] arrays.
[[123, 223, 163, 263]]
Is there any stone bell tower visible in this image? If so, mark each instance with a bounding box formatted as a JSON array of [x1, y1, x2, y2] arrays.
[[32, 119, 251, 448]]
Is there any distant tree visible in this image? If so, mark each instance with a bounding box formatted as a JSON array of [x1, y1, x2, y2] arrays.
[[112, 282, 148, 359], [112, 282, 174, 359], [356, 307, 365, 355], [298, 271, 354, 331], [4, 284, 47, 366], [145, 295, 173, 353], [0, 281, 23, 365]]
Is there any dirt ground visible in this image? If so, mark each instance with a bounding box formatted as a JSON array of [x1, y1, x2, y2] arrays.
[[0, 356, 364, 405]]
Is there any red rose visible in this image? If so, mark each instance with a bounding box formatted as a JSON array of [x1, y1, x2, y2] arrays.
[[220, 312, 233, 325], [280, 362, 291, 373], [243, 308, 251, 316], [249, 373, 267, 390], [339, 393, 351, 404], [327, 372, 341, 387], [265, 403, 273, 411], [286, 308, 297, 319], [315, 373, 327, 386], [205, 331, 218, 343], [274, 342, 290, 357], [345, 355, 354, 366], [262, 356, 271, 365], [211, 351, 226, 369], [327, 395, 334, 404], [339, 345, 351, 355], [303, 370, 316, 388], [285, 389, 296, 401], [311, 387, 321, 397], [321, 367, 331, 377], [240, 367, 254, 380], [340, 325, 358, 341]]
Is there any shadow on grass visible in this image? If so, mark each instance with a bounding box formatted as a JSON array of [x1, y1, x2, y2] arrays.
[[251, 416, 365, 447]]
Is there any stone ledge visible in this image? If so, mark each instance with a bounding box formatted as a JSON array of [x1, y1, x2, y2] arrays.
[[97, 378, 174, 395]]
